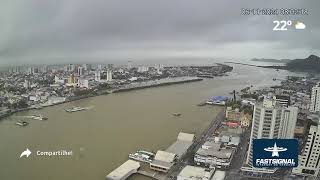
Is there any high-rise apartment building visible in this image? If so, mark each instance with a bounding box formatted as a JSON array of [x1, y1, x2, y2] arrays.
[[94, 71, 101, 82], [292, 124, 320, 177], [310, 83, 320, 112], [106, 70, 112, 81], [241, 98, 298, 174]]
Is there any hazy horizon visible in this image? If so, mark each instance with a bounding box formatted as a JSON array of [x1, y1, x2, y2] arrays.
[[0, 0, 319, 65]]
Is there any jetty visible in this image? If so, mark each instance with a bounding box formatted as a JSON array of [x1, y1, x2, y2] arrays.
[[106, 160, 140, 180], [105, 132, 195, 180]]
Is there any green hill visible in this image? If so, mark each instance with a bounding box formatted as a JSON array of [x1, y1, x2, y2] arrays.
[[286, 55, 320, 72]]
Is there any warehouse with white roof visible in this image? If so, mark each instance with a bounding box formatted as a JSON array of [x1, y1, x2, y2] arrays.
[[106, 160, 140, 180]]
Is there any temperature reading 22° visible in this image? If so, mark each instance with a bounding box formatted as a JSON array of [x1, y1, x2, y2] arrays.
[[273, 20, 292, 31]]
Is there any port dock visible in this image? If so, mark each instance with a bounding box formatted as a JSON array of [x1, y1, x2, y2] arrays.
[[106, 132, 195, 180], [106, 160, 140, 180]]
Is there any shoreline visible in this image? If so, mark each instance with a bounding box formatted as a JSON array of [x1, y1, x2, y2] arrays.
[[1, 77, 203, 119]]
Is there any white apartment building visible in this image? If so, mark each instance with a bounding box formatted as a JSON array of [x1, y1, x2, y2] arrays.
[[310, 83, 320, 112], [292, 124, 320, 177], [106, 70, 112, 81], [242, 98, 298, 174], [94, 71, 101, 82]]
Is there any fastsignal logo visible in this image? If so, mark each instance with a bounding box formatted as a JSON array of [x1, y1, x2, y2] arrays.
[[253, 139, 298, 167]]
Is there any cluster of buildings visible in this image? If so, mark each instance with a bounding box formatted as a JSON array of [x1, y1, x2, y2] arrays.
[[237, 76, 320, 179], [150, 132, 195, 173], [172, 76, 320, 180], [0, 63, 233, 116]]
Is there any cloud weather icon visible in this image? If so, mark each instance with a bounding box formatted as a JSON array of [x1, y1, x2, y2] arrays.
[[295, 21, 306, 30]]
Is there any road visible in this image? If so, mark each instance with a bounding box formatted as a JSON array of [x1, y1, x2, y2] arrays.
[[225, 126, 251, 180], [166, 109, 226, 179]]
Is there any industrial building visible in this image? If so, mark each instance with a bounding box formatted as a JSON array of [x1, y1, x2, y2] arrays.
[[166, 132, 195, 158], [150, 132, 194, 173]]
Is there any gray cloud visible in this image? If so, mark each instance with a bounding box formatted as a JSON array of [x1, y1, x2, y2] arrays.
[[0, 0, 319, 65]]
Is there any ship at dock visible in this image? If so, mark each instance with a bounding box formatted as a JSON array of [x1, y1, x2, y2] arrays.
[[16, 120, 29, 127], [26, 114, 48, 121], [128, 150, 155, 163], [65, 106, 88, 113], [206, 96, 229, 106]]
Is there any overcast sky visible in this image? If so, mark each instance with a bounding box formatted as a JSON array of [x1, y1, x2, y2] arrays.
[[0, 0, 319, 65]]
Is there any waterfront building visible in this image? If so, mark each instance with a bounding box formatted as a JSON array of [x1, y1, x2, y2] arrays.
[[242, 98, 298, 174], [310, 83, 320, 112], [194, 141, 234, 169], [292, 123, 320, 177], [150, 150, 176, 173], [106, 160, 140, 180], [166, 132, 195, 158], [177, 165, 215, 180]]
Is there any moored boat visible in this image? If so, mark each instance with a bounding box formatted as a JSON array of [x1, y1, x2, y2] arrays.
[[172, 113, 181, 117], [16, 121, 29, 127], [129, 150, 155, 163], [31, 114, 48, 120], [65, 107, 88, 113]]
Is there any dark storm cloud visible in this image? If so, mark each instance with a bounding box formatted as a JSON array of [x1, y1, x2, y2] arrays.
[[0, 0, 319, 65]]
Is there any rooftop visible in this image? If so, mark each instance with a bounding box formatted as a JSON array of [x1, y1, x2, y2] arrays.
[[166, 140, 193, 157], [106, 160, 140, 180], [178, 165, 214, 180], [154, 150, 176, 163], [177, 132, 195, 142], [196, 142, 233, 159]]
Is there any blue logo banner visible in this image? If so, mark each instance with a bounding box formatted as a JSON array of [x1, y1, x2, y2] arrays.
[[253, 139, 298, 167]]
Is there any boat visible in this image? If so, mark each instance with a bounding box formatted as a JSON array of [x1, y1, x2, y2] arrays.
[[31, 114, 48, 120], [16, 121, 29, 127], [206, 96, 229, 106], [173, 113, 181, 117], [129, 150, 155, 163], [65, 107, 88, 113]]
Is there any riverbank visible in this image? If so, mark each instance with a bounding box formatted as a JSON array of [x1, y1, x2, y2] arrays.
[[0, 77, 203, 120]]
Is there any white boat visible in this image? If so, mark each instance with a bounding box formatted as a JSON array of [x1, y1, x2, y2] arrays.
[[206, 101, 226, 106], [206, 96, 229, 106], [65, 107, 88, 113], [129, 150, 155, 163], [31, 115, 48, 120], [16, 121, 29, 127]]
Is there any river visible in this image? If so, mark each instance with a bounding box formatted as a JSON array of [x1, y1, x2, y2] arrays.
[[0, 63, 304, 180]]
